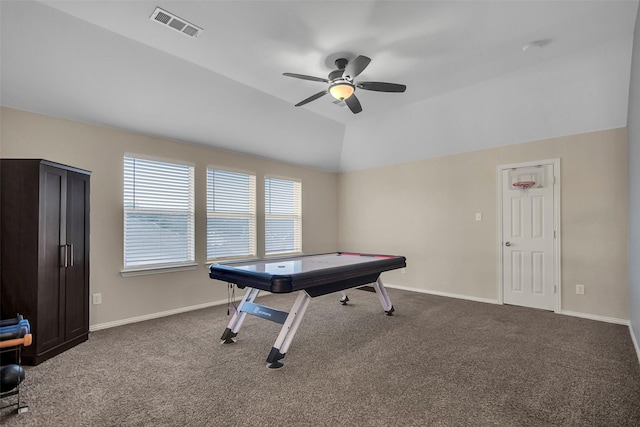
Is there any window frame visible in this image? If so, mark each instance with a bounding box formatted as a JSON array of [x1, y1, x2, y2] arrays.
[[121, 154, 196, 276], [206, 166, 257, 262], [264, 175, 302, 256]]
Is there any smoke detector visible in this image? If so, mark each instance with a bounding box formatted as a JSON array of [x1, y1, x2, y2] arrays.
[[150, 7, 203, 38]]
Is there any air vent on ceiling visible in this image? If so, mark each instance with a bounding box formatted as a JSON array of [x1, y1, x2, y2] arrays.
[[150, 7, 203, 38]]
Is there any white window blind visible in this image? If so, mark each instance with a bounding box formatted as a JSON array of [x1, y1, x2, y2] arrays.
[[207, 169, 256, 259], [265, 177, 301, 255], [123, 156, 195, 268]]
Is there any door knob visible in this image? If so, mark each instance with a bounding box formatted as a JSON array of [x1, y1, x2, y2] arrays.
[[505, 242, 512, 247]]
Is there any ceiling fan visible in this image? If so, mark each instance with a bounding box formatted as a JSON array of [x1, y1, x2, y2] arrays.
[[283, 55, 407, 114]]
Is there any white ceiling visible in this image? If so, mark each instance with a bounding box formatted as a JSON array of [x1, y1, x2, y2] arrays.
[[1, 1, 638, 171]]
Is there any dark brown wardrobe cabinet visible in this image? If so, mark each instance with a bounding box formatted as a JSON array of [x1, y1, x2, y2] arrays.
[[1, 159, 90, 365]]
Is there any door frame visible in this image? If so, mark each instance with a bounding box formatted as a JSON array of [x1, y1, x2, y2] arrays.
[[496, 158, 561, 312]]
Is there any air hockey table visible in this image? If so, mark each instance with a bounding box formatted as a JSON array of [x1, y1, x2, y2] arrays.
[[209, 252, 406, 368]]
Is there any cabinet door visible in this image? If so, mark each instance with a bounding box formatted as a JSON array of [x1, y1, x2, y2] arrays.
[[37, 165, 67, 352], [64, 171, 90, 340]]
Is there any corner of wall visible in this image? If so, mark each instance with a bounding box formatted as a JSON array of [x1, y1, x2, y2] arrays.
[[627, 0, 640, 365]]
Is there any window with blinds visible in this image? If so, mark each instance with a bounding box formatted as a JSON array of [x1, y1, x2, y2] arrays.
[[207, 168, 256, 259], [123, 156, 195, 268], [265, 177, 302, 255]]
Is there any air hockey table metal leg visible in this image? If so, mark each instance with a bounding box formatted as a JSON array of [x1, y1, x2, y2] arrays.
[[372, 277, 395, 315], [266, 290, 312, 369], [220, 287, 260, 343]]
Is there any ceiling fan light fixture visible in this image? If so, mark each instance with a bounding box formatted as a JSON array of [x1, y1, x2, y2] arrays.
[[329, 82, 355, 100], [283, 54, 406, 113]]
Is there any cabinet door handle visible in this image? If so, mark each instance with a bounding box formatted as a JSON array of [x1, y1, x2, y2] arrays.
[[60, 245, 68, 268], [68, 244, 74, 267]]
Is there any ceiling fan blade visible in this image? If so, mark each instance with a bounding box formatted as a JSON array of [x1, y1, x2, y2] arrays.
[[295, 90, 328, 107], [342, 55, 371, 80], [356, 81, 407, 92], [283, 73, 329, 83], [345, 94, 362, 114]]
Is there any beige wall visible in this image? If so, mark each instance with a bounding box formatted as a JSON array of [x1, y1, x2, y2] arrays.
[[1, 107, 629, 324], [0, 107, 339, 327], [338, 128, 629, 321]]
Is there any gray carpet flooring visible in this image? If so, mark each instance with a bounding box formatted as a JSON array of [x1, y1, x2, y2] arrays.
[[2, 288, 640, 426]]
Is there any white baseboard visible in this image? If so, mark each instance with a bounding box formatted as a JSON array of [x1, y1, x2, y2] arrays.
[[560, 310, 629, 326], [385, 284, 500, 305], [387, 284, 630, 326], [89, 287, 634, 339], [89, 286, 498, 331], [631, 323, 640, 366], [89, 299, 228, 331]]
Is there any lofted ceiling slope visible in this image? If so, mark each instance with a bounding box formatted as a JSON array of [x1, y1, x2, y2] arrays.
[[1, 1, 638, 171]]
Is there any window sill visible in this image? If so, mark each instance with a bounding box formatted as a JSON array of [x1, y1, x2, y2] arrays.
[[120, 262, 199, 277], [264, 251, 304, 258], [206, 252, 304, 267], [206, 255, 259, 266]]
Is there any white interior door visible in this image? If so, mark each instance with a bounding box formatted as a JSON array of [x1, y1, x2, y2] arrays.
[[502, 163, 556, 310]]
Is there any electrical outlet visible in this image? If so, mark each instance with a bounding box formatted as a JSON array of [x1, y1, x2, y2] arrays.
[[401, 268, 406, 274], [576, 284, 585, 295], [475, 212, 482, 221], [92, 293, 102, 305]]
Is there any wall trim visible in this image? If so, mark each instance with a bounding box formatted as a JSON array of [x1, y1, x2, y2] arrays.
[[386, 284, 500, 305], [89, 288, 633, 333], [388, 284, 630, 326], [630, 323, 640, 366], [89, 299, 228, 331], [559, 310, 629, 326]]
